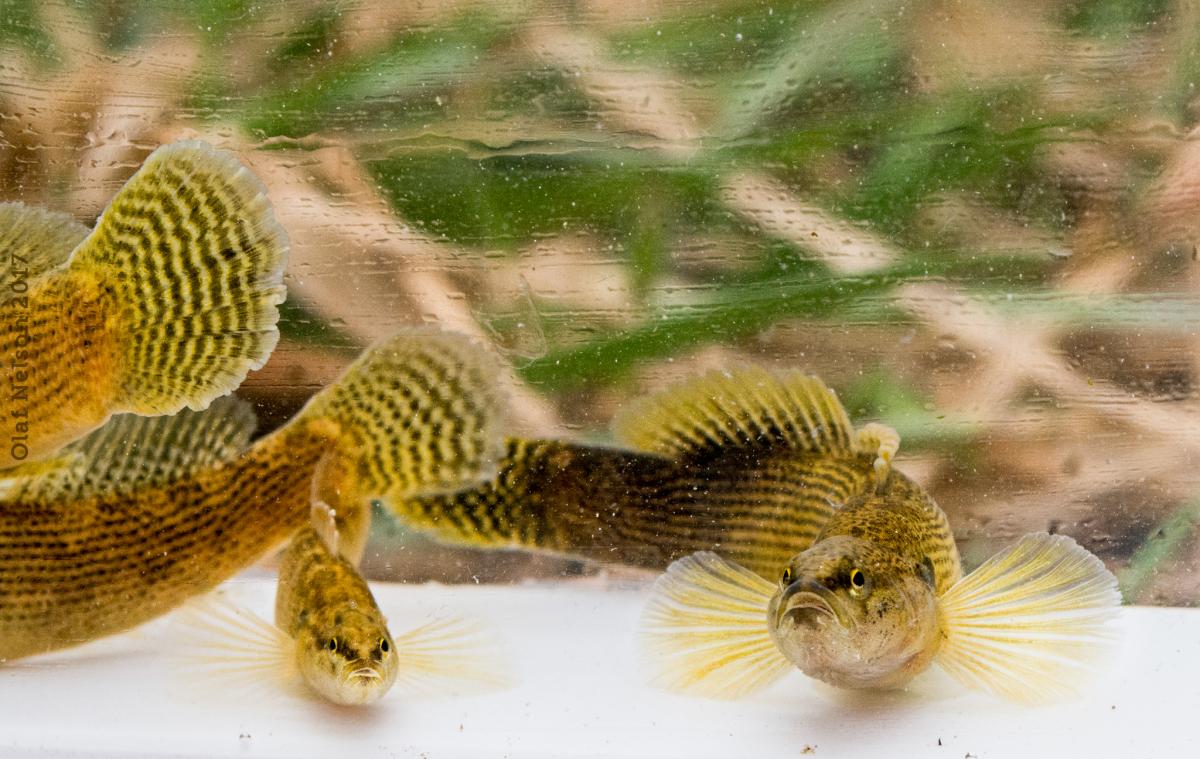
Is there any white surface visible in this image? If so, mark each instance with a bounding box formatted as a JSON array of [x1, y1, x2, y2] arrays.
[[0, 575, 1190, 759]]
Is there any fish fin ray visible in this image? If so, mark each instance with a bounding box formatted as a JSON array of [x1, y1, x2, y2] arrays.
[[0, 203, 89, 298], [390, 616, 511, 696], [936, 532, 1121, 702], [309, 499, 340, 555], [4, 396, 254, 501], [612, 368, 860, 459], [0, 451, 88, 501], [67, 140, 287, 416], [170, 592, 298, 696], [300, 330, 506, 503], [640, 551, 791, 699]]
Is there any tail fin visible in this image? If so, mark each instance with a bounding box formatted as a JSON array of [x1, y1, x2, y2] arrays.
[[297, 331, 506, 505], [936, 533, 1121, 702], [67, 140, 287, 416]]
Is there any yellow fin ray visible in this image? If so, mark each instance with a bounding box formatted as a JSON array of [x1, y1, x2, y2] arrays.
[[390, 616, 511, 696], [0, 451, 86, 500], [640, 551, 791, 699], [170, 593, 299, 697], [936, 532, 1121, 702], [2, 396, 255, 502], [300, 330, 506, 504], [0, 203, 89, 292], [613, 368, 857, 459], [67, 140, 287, 416]]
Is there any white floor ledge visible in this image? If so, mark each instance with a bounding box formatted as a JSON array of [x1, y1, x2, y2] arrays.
[[0, 575, 1191, 759]]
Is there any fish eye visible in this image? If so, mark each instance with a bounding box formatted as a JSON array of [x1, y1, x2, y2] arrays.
[[849, 569, 867, 594], [379, 638, 390, 656], [326, 637, 338, 652], [780, 567, 793, 586]]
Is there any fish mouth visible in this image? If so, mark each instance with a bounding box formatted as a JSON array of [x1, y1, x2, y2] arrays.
[[775, 582, 849, 631], [345, 666, 383, 683]]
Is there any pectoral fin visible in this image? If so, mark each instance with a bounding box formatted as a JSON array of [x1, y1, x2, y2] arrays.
[[935, 533, 1120, 702], [639, 551, 791, 699], [391, 616, 511, 696]]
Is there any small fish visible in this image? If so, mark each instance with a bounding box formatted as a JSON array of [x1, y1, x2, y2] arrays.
[[177, 502, 504, 706], [0, 332, 503, 662], [0, 141, 287, 471]]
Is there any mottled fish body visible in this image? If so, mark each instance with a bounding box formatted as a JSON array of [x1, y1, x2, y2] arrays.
[[0, 333, 502, 663]]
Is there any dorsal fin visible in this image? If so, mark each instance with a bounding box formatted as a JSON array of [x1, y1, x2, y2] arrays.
[[0, 203, 90, 304], [612, 367, 861, 459], [5, 396, 256, 502]]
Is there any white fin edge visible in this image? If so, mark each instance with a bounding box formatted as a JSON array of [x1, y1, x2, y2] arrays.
[[390, 616, 511, 697], [936, 532, 1121, 702], [639, 551, 792, 699]]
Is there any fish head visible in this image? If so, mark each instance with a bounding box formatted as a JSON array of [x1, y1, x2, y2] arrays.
[[297, 607, 399, 706], [767, 535, 940, 690]]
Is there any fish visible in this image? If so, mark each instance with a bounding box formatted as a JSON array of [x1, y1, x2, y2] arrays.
[[0, 331, 503, 662], [387, 368, 899, 578], [0, 140, 287, 471], [384, 367, 1119, 701], [175, 502, 505, 706]]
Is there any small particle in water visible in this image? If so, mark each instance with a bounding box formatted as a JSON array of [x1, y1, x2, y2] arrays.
[[801, 746, 816, 755]]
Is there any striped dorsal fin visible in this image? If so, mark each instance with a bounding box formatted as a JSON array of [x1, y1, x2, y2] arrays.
[[612, 367, 865, 460]]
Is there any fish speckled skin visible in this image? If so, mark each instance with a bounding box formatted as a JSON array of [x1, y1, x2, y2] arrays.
[[0, 424, 333, 661], [392, 438, 886, 579], [0, 333, 502, 663], [274, 525, 398, 705], [0, 141, 287, 470]]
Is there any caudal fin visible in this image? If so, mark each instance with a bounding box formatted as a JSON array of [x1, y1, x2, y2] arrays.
[[936, 533, 1121, 702], [297, 330, 506, 504], [67, 140, 287, 416]]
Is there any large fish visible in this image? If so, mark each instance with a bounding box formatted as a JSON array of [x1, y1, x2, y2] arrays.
[[386, 367, 1119, 700], [0, 333, 502, 662]]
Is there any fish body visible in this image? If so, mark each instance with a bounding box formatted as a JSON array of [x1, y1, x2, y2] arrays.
[[0, 141, 287, 470], [626, 370, 1119, 702], [395, 439, 880, 579], [392, 366, 1117, 701], [0, 333, 503, 662], [276, 524, 399, 705]]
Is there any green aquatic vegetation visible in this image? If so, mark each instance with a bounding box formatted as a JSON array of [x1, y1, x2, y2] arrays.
[[1119, 498, 1200, 604], [517, 254, 1050, 392]]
